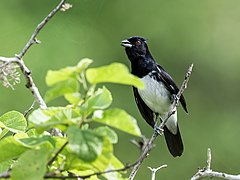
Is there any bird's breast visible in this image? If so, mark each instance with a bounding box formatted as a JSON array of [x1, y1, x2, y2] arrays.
[[138, 75, 172, 115]]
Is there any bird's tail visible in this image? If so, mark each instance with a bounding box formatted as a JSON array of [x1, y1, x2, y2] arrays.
[[163, 125, 183, 157]]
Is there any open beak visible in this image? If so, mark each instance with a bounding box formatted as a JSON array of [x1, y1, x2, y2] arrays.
[[121, 39, 132, 48]]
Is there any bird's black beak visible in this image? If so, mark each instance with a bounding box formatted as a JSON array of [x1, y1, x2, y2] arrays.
[[121, 39, 132, 48]]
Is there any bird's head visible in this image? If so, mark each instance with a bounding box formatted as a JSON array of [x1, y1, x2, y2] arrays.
[[121, 36, 149, 60]]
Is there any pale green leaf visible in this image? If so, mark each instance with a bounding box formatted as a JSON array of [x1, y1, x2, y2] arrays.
[[93, 108, 141, 137], [46, 67, 77, 86], [76, 58, 93, 72], [64, 92, 82, 105], [66, 126, 104, 162], [11, 147, 51, 180], [83, 86, 112, 113], [0, 128, 8, 139], [46, 58, 93, 86], [86, 63, 144, 88], [45, 79, 79, 102], [103, 155, 126, 180], [28, 107, 81, 131], [0, 111, 27, 133]]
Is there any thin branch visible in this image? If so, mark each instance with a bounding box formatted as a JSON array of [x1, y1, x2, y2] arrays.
[[16, 0, 66, 59], [191, 148, 240, 180], [129, 64, 194, 180], [80, 162, 137, 179], [48, 141, 68, 166], [0, 0, 66, 109], [148, 165, 167, 180], [24, 100, 36, 117], [159, 63, 193, 132], [206, 148, 211, 171], [0, 171, 10, 179], [44, 161, 138, 179], [0, 161, 137, 179]]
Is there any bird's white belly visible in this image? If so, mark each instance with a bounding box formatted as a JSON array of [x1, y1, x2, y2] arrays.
[[138, 75, 172, 115]]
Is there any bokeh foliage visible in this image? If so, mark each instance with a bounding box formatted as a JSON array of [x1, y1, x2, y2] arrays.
[[1, 0, 240, 179]]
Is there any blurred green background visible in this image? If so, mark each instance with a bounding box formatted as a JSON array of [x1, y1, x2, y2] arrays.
[[1, 0, 240, 179]]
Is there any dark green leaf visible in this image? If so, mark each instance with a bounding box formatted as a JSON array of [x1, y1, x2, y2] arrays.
[[66, 126, 104, 162], [94, 126, 118, 144], [64, 137, 113, 173]]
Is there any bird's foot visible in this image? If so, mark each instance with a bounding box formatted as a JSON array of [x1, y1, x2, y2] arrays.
[[154, 124, 164, 135], [171, 94, 178, 104]]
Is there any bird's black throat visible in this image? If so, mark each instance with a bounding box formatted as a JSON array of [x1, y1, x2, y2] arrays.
[[129, 53, 156, 78]]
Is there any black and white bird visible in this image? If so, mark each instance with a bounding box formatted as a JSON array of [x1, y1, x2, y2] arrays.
[[121, 36, 188, 157]]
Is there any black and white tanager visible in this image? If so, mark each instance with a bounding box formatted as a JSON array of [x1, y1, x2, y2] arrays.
[[121, 36, 188, 157]]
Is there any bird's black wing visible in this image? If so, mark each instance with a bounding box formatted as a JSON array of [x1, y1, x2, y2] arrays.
[[156, 65, 188, 113], [133, 87, 155, 127]]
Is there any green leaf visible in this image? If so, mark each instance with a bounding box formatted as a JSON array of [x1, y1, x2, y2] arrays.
[[86, 138, 113, 172], [86, 63, 144, 88], [0, 111, 27, 133], [93, 108, 141, 137], [11, 147, 51, 180], [83, 86, 112, 113], [103, 155, 126, 180], [65, 137, 113, 173], [0, 128, 9, 139], [46, 58, 93, 86], [64, 92, 82, 105], [0, 136, 29, 162], [17, 135, 55, 149], [45, 79, 79, 102], [76, 58, 93, 72], [66, 126, 104, 162], [94, 126, 118, 144], [28, 107, 81, 132]]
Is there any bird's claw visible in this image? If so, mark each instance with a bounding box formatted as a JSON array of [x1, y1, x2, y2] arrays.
[[154, 124, 164, 135], [171, 94, 178, 104]]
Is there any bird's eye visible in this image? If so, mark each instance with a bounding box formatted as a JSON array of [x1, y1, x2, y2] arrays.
[[135, 40, 141, 45]]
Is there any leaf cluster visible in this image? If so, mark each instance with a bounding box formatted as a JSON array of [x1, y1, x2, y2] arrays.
[[0, 59, 144, 180]]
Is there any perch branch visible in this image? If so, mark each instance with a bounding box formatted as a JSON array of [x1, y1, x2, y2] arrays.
[[129, 63, 194, 180], [191, 148, 240, 180]]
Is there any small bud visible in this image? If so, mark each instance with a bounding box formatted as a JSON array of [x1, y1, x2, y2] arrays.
[[34, 38, 41, 44], [61, 3, 73, 12]]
